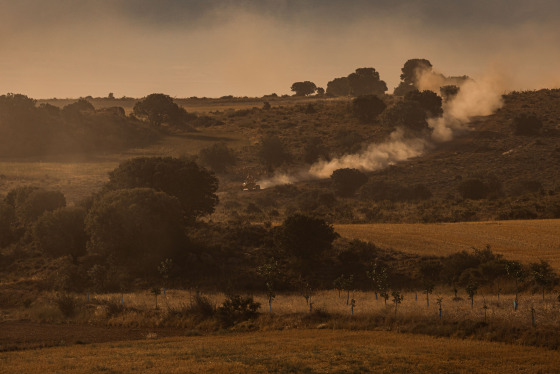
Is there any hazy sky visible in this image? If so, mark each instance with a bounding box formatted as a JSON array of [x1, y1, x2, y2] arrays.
[[2, 0, 560, 98]]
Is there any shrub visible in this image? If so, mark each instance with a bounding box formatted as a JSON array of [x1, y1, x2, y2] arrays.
[[216, 295, 260, 327], [185, 293, 216, 320], [459, 177, 503, 200], [331, 168, 368, 197], [360, 181, 432, 202], [198, 143, 237, 173], [258, 135, 292, 170], [55, 293, 78, 318], [404, 89, 443, 117], [351, 95, 386, 123], [512, 113, 543, 135]]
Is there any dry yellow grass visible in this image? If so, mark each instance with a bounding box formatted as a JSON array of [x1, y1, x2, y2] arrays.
[[54, 289, 558, 333], [1, 329, 559, 373], [0, 129, 248, 203], [335, 220, 560, 269]]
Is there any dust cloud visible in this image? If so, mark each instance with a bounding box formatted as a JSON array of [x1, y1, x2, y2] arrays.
[[259, 68, 505, 189]]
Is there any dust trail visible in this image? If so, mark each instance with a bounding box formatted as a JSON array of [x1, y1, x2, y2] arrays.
[[259, 69, 505, 189]]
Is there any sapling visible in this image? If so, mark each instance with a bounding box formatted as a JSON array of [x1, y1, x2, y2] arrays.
[[380, 291, 389, 305], [344, 275, 354, 305], [334, 274, 354, 305], [505, 260, 525, 305], [466, 281, 478, 309], [530, 260, 555, 301], [151, 287, 161, 310], [483, 302, 489, 323], [367, 262, 387, 301], [391, 291, 403, 316], [333, 275, 344, 299], [257, 258, 281, 313], [350, 298, 356, 316], [423, 282, 434, 308], [157, 258, 174, 295], [436, 297, 443, 320]]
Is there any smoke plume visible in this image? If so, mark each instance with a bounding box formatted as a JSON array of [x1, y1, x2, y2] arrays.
[[259, 69, 505, 189]]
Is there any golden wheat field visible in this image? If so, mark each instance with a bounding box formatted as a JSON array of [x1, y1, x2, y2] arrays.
[[1, 329, 559, 374], [335, 220, 560, 269]]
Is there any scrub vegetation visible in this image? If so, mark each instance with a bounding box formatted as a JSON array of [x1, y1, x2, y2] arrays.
[[1, 59, 560, 370]]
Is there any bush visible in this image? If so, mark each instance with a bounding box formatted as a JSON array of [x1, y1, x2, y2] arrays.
[[380, 101, 430, 135], [404, 90, 443, 117], [331, 168, 368, 197], [351, 95, 386, 123], [55, 293, 78, 318], [258, 135, 292, 170], [198, 143, 237, 173], [185, 293, 216, 320], [360, 181, 432, 202], [458, 177, 502, 200], [512, 113, 543, 136], [217, 295, 260, 327]]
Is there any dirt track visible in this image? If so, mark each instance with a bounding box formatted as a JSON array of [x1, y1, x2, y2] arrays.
[[0, 321, 186, 351]]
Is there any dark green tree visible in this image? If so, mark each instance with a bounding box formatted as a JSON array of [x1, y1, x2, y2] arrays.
[[404, 90, 443, 117], [393, 82, 417, 96], [276, 214, 339, 261], [352, 95, 387, 123], [33, 207, 87, 262], [505, 260, 525, 302], [290, 81, 317, 96], [257, 258, 281, 312], [105, 157, 218, 221], [380, 101, 430, 134], [85, 188, 187, 278], [326, 77, 350, 96], [347, 68, 387, 96], [258, 135, 292, 170], [11, 188, 66, 225], [400, 59, 433, 86], [530, 260, 556, 300], [133, 93, 193, 126]]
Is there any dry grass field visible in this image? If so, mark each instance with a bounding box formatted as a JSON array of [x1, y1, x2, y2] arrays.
[[0, 128, 248, 203], [335, 220, 560, 269], [1, 329, 559, 373]]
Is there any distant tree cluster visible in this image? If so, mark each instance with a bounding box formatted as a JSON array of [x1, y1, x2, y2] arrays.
[[326, 68, 388, 97], [133, 93, 196, 127], [0, 93, 157, 157]]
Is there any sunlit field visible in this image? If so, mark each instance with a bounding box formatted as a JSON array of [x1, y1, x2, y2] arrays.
[[0, 129, 248, 203], [335, 220, 560, 270], [1, 329, 559, 374]]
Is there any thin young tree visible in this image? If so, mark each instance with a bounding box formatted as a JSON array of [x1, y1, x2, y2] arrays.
[[392, 291, 403, 316], [530, 260, 556, 301], [151, 287, 161, 310], [257, 258, 281, 313], [436, 297, 443, 320], [466, 281, 478, 309], [367, 262, 387, 301], [505, 260, 525, 305]]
